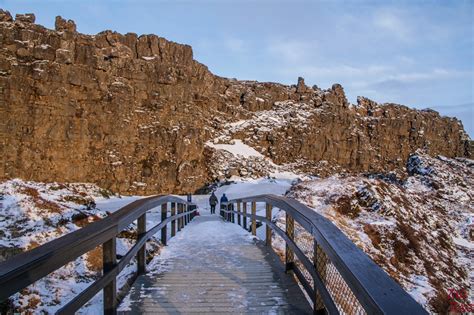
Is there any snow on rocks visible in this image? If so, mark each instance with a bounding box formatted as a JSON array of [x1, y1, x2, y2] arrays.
[[205, 137, 308, 182], [204, 99, 326, 181], [0, 179, 158, 314], [283, 153, 473, 313], [206, 144, 279, 180], [206, 139, 264, 158]]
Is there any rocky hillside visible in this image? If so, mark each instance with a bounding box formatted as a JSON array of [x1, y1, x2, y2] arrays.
[[283, 153, 473, 313], [0, 10, 471, 195]]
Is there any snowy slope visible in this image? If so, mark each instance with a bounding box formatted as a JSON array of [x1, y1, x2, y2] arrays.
[[1, 151, 472, 314], [0, 176, 297, 313], [284, 153, 473, 313], [0, 179, 156, 314]]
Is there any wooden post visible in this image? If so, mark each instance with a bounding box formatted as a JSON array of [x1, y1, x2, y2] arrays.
[[171, 203, 176, 237], [226, 203, 230, 221], [243, 202, 247, 230], [184, 203, 188, 226], [251, 201, 257, 236], [266, 203, 272, 246], [137, 213, 146, 275], [177, 204, 182, 232], [161, 203, 167, 245], [187, 204, 191, 223], [286, 213, 294, 272], [237, 202, 241, 226], [314, 242, 327, 314], [103, 237, 117, 315], [231, 203, 235, 223], [186, 204, 190, 224], [180, 204, 184, 229]]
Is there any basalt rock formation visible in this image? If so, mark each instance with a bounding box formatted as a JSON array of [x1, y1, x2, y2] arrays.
[[0, 10, 471, 194]]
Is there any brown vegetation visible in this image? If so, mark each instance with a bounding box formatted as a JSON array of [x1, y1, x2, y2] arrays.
[[20, 186, 62, 213], [86, 246, 103, 273]]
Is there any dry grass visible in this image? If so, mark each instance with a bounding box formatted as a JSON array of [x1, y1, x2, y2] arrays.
[[333, 195, 360, 218], [27, 241, 40, 251], [363, 224, 382, 249], [62, 195, 89, 205], [429, 289, 451, 314], [21, 186, 62, 213], [18, 289, 41, 314], [72, 213, 101, 228], [86, 246, 103, 273]]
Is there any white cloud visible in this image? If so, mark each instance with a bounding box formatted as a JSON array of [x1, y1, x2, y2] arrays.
[[279, 63, 470, 85], [373, 10, 412, 41], [375, 68, 470, 84]]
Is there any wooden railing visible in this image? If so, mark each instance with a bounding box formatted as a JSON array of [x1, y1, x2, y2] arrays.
[[222, 194, 427, 315], [0, 195, 196, 315]]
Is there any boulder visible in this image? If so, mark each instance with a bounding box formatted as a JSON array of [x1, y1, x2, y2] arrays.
[[15, 13, 35, 23], [296, 76, 308, 93], [55, 16, 76, 32], [0, 9, 13, 22]]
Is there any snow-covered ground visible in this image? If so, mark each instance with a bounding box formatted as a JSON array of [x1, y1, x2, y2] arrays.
[[118, 212, 299, 313], [285, 153, 473, 313], [0, 176, 297, 314], [0, 180, 155, 314], [206, 139, 264, 158], [1, 151, 472, 314], [94, 196, 142, 213]]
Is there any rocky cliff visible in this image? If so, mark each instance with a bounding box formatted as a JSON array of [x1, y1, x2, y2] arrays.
[[0, 10, 471, 194]]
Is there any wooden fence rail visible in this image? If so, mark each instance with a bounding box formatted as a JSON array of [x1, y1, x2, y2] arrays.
[[0, 195, 196, 315], [222, 194, 427, 315]]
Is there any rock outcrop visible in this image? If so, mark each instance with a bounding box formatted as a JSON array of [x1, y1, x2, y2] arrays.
[[0, 11, 471, 194]]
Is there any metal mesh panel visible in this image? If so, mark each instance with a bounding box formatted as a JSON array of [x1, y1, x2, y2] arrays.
[[250, 205, 368, 314], [293, 222, 366, 315], [294, 221, 314, 262], [315, 245, 366, 315], [270, 208, 287, 262]]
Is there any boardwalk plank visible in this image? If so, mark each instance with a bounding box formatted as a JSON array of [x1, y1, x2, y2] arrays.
[[119, 215, 311, 314]]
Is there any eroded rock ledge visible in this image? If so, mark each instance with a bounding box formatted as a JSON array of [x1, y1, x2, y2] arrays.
[[0, 10, 470, 194]]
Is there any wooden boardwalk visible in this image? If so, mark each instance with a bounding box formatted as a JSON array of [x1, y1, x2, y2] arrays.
[[119, 215, 311, 314]]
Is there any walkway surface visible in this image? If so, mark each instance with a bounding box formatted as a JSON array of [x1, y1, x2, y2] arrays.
[[119, 213, 311, 314]]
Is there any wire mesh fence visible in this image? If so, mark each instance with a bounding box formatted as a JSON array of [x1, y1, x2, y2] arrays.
[[226, 198, 426, 315], [270, 212, 366, 315]]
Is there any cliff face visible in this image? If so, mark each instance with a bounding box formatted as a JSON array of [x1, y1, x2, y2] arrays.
[[0, 10, 471, 194]]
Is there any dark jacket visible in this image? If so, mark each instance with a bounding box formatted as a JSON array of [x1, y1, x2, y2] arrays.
[[220, 194, 228, 203], [209, 193, 218, 206]]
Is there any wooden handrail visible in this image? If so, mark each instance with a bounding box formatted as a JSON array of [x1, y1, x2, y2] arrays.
[[0, 195, 196, 314], [224, 194, 427, 315]]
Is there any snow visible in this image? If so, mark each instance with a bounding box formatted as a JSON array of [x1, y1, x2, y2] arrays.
[[453, 237, 474, 249], [94, 196, 142, 213], [206, 139, 264, 158], [120, 214, 254, 310], [2, 152, 471, 313], [141, 56, 156, 61], [0, 179, 157, 314], [406, 275, 435, 307], [213, 178, 293, 200], [286, 153, 474, 312], [190, 177, 295, 231]]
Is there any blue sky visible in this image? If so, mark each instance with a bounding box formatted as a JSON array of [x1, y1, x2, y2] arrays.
[[1, 0, 473, 137]]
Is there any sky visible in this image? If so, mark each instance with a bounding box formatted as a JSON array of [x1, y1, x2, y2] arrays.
[[1, 0, 473, 137]]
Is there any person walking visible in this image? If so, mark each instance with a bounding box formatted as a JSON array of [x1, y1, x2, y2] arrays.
[[209, 192, 218, 214], [220, 193, 228, 217]]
